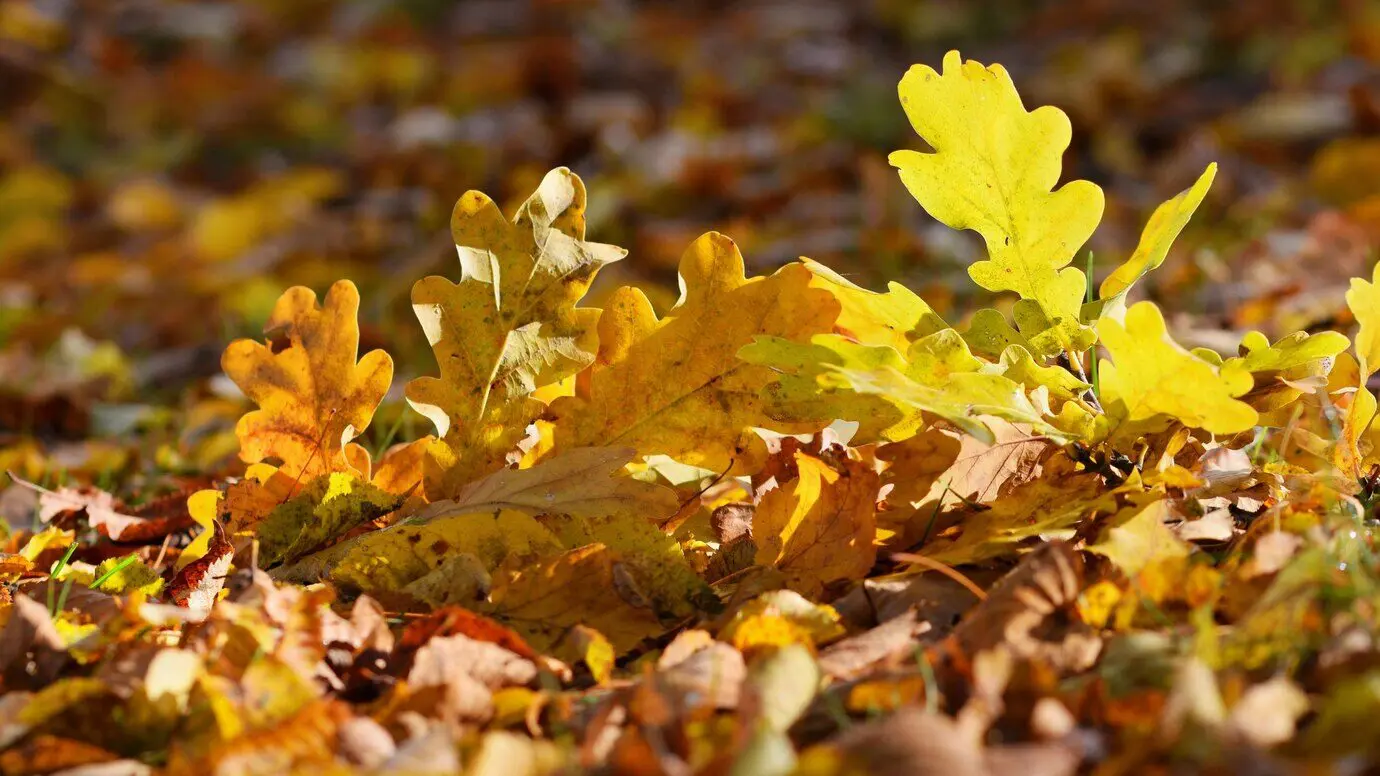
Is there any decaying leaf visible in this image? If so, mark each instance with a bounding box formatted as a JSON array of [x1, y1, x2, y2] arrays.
[[482, 543, 667, 653]]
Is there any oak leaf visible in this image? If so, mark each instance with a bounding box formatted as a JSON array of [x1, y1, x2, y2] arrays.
[[891, 50, 1103, 354], [222, 280, 392, 480], [253, 472, 404, 567], [1348, 261, 1380, 378], [407, 168, 624, 497], [742, 328, 1061, 445], [753, 452, 879, 600], [916, 458, 1118, 565], [1097, 302, 1257, 445], [328, 510, 562, 596], [539, 512, 720, 618], [1223, 329, 1348, 415], [803, 259, 947, 352], [481, 543, 667, 653], [548, 232, 839, 474], [406, 446, 677, 525], [1091, 164, 1217, 323]]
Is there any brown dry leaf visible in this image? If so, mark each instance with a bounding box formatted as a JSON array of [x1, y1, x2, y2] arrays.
[[407, 633, 539, 726], [222, 279, 393, 480], [166, 521, 233, 614], [952, 542, 1101, 673], [916, 458, 1115, 566], [753, 452, 879, 600], [655, 641, 745, 710], [11, 474, 193, 542], [0, 595, 65, 681], [817, 609, 932, 681], [817, 708, 988, 775], [483, 544, 666, 653], [709, 503, 754, 544], [0, 734, 120, 775], [877, 428, 962, 509]]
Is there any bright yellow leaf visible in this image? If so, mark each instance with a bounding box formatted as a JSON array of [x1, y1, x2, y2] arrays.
[[1347, 262, 1380, 378], [890, 50, 1104, 354], [802, 258, 947, 352], [1096, 302, 1257, 444], [1093, 164, 1217, 322]]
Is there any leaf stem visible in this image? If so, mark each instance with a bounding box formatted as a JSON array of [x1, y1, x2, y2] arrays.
[[1085, 250, 1101, 402]]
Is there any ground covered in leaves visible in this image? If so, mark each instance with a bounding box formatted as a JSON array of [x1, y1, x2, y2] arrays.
[[4, 3, 1380, 776]]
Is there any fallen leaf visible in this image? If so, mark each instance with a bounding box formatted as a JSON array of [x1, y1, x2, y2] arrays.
[[408, 446, 678, 525], [1097, 302, 1257, 444], [753, 452, 878, 600], [548, 231, 839, 474], [166, 521, 233, 614], [407, 168, 625, 496], [222, 280, 393, 479], [483, 544, 666, 653]]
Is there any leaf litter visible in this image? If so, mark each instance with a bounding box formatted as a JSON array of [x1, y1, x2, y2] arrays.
[[3, 47, 1380, 776]]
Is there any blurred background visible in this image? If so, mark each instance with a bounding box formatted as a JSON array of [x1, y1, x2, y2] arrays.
[[0, 0, 1378, 478]]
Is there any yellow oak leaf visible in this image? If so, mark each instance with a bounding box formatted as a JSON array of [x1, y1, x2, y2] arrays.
[[328, 510, 563, 595], [405, 446, 678, 526], [482, 544, 667, 653], [890, 50, 1103, 354], [1087, 497, 1190, 577], [753, 453, 879, 600], [743, 328, 1062, 445], [1096, 301, 1257, 444], [802, 259, 947, 353], [547, 232, 839, 474], [407, 168, 625, 497], [1223, 330, 1348, 416], [997, 344, 1090, 403], [1091, 164, 1217, 323], [963, 308, 1033, 360], [222, 280, 392, 480], [1348, 262, 1380, 378]]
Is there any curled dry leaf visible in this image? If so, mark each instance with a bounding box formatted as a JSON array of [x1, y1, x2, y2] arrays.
[[10, 473, 195, 542], [166, 521, 233, 615], [952, 542, 1102, 673]]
